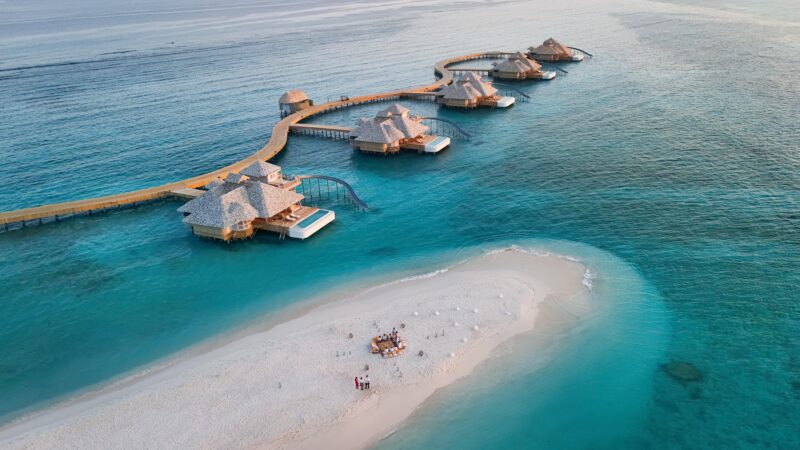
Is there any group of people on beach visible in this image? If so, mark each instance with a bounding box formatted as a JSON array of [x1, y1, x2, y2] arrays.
[[371, 326, 406, 358], [355, 374, 370, 390], [376, 327, 401, 347]]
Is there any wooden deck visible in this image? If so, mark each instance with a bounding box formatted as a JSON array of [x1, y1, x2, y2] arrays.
[[289, 124, 352, 133], [0, 51, 511, 230], [256, 206, 317, 232], [169, 188, 205, 199], [289, 124, 353, 140]]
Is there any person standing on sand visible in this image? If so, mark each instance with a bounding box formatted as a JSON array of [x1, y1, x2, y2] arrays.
[[359, 376, 364, 390], [355, 376, 359, 390], [365, 375, 370, 390]]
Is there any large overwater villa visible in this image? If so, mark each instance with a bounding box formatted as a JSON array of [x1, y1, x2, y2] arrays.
[[178, 161, 334, 241], [349, 104, 451, 154], [491, 52, 556, 81], [437, 72, 515, 109], [528, 38, 584, 62]]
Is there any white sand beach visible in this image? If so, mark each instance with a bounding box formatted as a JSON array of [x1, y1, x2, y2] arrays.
[[0, 248, 591, 449]]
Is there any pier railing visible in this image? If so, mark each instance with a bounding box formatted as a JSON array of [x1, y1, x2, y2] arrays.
[[416, 117, 472, 140], [492, 84, 531, 102], [401, 92, 438, 102], [449, 68, 492, 77], [296, 175, 368, 211], [289, 124, 351, 140], [569, 47, 594, 58]]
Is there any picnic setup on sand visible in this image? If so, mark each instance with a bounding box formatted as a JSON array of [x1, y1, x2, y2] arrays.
[[370, 327, 406, 358]]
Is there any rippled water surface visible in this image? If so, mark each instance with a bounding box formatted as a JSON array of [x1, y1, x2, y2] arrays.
[[1, 0, 799, 447]]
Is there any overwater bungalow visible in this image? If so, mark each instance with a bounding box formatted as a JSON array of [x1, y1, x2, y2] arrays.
[[349, 104, 450, 154], [491, 52, 556, 81], [528, 38, 584, 62], [279, 89, 313, 117], [239, 160, 299, 190], [437, 72, 515, 109], [178, 176, 334, 241]]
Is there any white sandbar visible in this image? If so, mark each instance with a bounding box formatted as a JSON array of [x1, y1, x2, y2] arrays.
[[0, 248, 590, 449]]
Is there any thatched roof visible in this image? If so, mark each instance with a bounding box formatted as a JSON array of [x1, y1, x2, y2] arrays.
[[178, 182, 235, 214], [494, 52, 542, 74], [351, 106, 427, 140], [460, 72, 497, 97], [442, 82, 481, 100], [180, 181, 303, 228], [510, 52, 542, 70], [183, 188, 259, 229], [389, 115, 428, 138], [240, 160, 281, 178], [529, 38, 571, 56], [243, 182, 304, 218], [377, 104, 410, 118], [493, 59, 527, 74], [279, 89, 309, 104], [355, 120, 405, 144], [224, 173, 249, 184], [204, 178, 224, 190], [350, 117, 372, 138]]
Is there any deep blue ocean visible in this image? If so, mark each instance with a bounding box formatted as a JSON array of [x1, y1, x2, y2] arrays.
[[1, 0, 798, 448]]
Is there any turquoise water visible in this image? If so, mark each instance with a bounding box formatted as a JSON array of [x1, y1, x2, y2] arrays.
[[1, 0, 799, 447], [296, 209, 331, 228], [378, 241, 671, 449]]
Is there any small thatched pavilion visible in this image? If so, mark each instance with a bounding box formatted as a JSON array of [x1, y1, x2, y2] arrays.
[[279, 89, 313, 116], [528, 38, 583, 62]]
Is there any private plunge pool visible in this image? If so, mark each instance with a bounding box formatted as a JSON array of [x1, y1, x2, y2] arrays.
[[424, 136, 451, 153], [288, 209, 335, 239]]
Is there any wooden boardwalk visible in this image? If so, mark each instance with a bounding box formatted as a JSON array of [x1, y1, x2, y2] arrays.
[[0, 51, 504, 230], [289, 124, 352, 139]]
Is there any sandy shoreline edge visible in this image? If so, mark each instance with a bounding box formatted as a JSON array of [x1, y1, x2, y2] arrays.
[[0, 248, 591, 449]]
